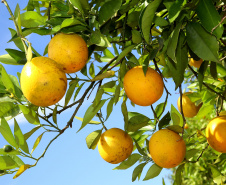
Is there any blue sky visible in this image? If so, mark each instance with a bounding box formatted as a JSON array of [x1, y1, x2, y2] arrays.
[[0, 1, 182, 185]]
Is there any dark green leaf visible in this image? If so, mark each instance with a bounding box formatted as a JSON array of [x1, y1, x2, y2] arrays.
[[0, 148, 20, 155], [158, 112, 171, 130], [99, 0, 122, 26], [186, 22, 219, 62], [134, 139, 146, 156], [127, 112, 151, 132], [115, 45, 135, 63], [143, 163, 162, 181], [132, 30, 142, 44], [86, 130, 102, 150], [155, 102, 166, 119], [210, 61, 217, 79], [168, 0, 186, 23], [185, 149, 200, 160], [69, 0, 84, 15], [196, 0, 223, 39], [93, 89, 104, 107], [114, 83, 121, 105], [175, 164, 184, 185], [121, 100, 128, 131], [198, 61, 208, 90], [140, 0, 162, 44], [132, 163, 147, 182], [114, 153, 141, 170], [14, 119, 29, 154], [106, 98, 114, 120]]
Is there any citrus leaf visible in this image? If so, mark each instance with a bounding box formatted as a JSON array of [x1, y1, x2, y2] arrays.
[[114, 153, 141, 170], [132, 30, 142, 44], [209, 164, 223, 184], [175, 164, 184, 185], [14, 119, 29, 154], [106, 97, 114, 120], [90, 71, 115, 82], [89, 63, 95, 78], [69, 0, 84, 14], [210, 61, 217, 79], [18, 105, 40, 125], [24, 125, 41, 140], [20, 11, 46, 28], [74, 116, 101, 125], [196, 0, 223, 39], [132, 163, 147, 182], [61, 18, 84, 28], [0, 117, 18, 148], [31, 132, 44, 154], [99, 0, 122, 26], [73, 82, 85, 101], [86, 129, 102, 150], [186, 22, 219, 63], [168, 0, 186, 23], [52, 106, 58, 125], [166, 125, 183, 133], [64, 80, 78, 106], [141, 0, 162, 44], [13, 164, 31, 179], [115, 45, 135, 63], [77, 99, 107, 132], [127, 112, 151, 132], [158, 111, 171, 130], [185, 149, 200, 160], [143, 163, 162, 181], [171, 104, 183, 126], [93, 89, 104, 107], [0, 156, 18, 170], [121, 100, 128, 131], [114, 83, 121, 105]]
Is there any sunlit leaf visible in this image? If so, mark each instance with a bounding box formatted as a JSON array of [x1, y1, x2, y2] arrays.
[[13, 164, 31, 179], [86, 130, 102, 150], [114, 154, 141, 170]]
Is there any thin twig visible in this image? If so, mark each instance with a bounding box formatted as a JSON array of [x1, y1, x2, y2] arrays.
[[186, 144, 209, 163]]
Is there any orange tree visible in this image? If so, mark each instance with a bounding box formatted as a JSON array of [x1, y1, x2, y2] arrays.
[[0, 0, 226, 184]]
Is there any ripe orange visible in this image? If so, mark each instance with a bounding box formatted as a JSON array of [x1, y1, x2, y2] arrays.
[[48, 33, 88, 73], [123, 66, 164, 106], [177, 92, 201, 118], [184, 123, 189, 129], [149, 129, 186, 168], [189, 58, 203, 68], [98, 128, 133, 164], [20, 57, 67, 107], [206, 116, 226, 153]]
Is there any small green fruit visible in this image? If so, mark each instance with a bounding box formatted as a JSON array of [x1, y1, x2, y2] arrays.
[[3, 145, 13, 152]]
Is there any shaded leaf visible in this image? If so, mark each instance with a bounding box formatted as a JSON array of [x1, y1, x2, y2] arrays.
[[18, 105, 40, 125], [114, 153, 141, 170], [166, 125, 183, 133], [143, 163, 162, 181], [0, 156, 18, 170], [158, 112, 171, 130], [175, 164, 184, 185], [64, 80, 78, 106], [132, 163, 146, 182]]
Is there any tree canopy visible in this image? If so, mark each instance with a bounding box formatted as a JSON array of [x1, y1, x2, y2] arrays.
[[0, 0, 226, 184]]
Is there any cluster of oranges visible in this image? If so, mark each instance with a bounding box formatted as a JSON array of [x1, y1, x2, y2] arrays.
[[20, 33, 88, 107], [19, 32, 226, 169]]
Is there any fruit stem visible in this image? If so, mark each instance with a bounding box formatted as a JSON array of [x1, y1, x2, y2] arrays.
[[2, 0, 28, 54]]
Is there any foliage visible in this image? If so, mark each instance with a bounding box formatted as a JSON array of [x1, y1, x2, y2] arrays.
[[0, 0, 226, 184]]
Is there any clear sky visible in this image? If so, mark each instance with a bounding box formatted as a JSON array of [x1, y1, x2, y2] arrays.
[[0, 1, 181, 185]]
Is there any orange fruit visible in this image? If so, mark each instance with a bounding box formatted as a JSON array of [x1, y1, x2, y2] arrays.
[[123, 66, 164, 106], [177, 92, 201, 118], [48, 33, 88, 73], [20, 57, 67, 107], [206, 116, 226, 153], [184, 123, 189, 129], [149, 129, 186, 168], [98, 128, 133, 164], [189, 58, 203, 68]]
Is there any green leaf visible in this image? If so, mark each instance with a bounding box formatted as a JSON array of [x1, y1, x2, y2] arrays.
[[0, 156, 18, 170], [155, 102, 166, 119], [9, 155, 24, 167], [8, 28, 24, 51], [153, 16, 169, 27], [115, 45, 135, 63], [166, 125, 183, 133], [114, 153, 141, 170], [143, 163, 162, 181], [134, 139, 146, 156], [86, 129, 102, 150], [210, 61, 217, 79], [185, 149, 200, 160], [69, 0, 84, 15], [93, 89, 104, 107], [186, 22, 219, 63], [52, 106, 58, 125], [0, 54, 19, 65], [168, 0, 186, 23], [24, 125, 41, 140], [74, 82, 85, 101], [90, 30, 111, 47], [64, 80, 78, 106], [158, 112, 171, 130], [198, 61, 209, 90], [171, 104, 183, 126], [114, 83, 121, 105], [0, 102, 15, 118], [0, 64, 16, 94], [20, 11, 46, 28], [127, 112, 151, 132], [89, 63, 95, 78], [121, 100, 129, 131], [140, 0, 162, 44], [0, 117, 18, 148], [209, 164, 223, 184], [14, 119, 29, 154], [31, 132, 44, 154], [77, 99, 107, 132], [132, 30, 142, 44], [61, 18, 84, 28], [167, 22, 181, 61], [132, 163, 147, 182], [196, 0, 223, 39], [106, 98, 114, 120], [175, 164, 184, 185], [74, 116, 101, 125], [18, 105, 40, 125], [99, 0, 122, 26], [196, 103, 214, 119]]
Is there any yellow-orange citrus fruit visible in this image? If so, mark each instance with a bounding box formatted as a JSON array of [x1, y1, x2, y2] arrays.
[[98, 128, 133, 164], [149, 129, 186, 168], [177, 92, 201, 118], [189, 58, 203, 68], [48, 33, 88, 73], [219, 111, 226, 116], [184, 123, 189, 129], [206, 116, 226, 153], [123, 66, 164, 106], [20, 57, 67, 107]]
